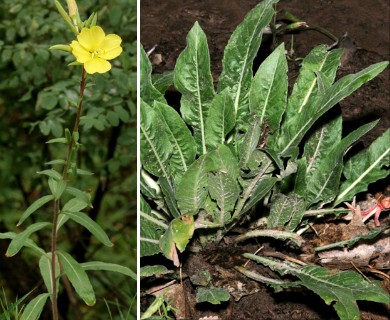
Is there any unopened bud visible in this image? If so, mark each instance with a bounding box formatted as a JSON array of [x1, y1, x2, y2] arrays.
[[49, 44, 72, 52], [66, 0, 79, 18]]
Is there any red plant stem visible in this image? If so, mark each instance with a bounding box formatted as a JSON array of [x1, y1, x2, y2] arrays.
[[51, 67, 87, 320]]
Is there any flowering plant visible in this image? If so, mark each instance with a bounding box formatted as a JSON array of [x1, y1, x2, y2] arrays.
[[0, 1, 135, 319]]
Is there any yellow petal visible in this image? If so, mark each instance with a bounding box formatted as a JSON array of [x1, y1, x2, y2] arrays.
[[99, 46, 123, 60], [77, 26, 105, 51], [99, 34, 123, 60], [70, 40, 92, 63], [84, 57, 111, 74]]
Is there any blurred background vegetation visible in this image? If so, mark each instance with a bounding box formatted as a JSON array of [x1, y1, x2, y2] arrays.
[[0, 0, 137, 318]]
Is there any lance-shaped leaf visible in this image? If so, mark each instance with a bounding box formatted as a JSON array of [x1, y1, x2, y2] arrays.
[[63, 211, 113, 247], [244, 254, 390, 320], [17, 194, 54, 226], [285, 45, 342, 118], [140, 45, 166, 104], [6, 222, 51, 257], [205, 89, 235, 150], [207, 144, 240, 179], [81, 261, 136, 280], [305, 120, 378, 206], [303, 115, 342, 178], [140, 196, 166, 257], [249, 43, 288, 135], [240, 175, 277, 215], [154, 101, 196, 180], [295, 115, 342, 195], [335, 129, 390, 205], [208, 172, 240, 224], [0, 232, 44, 256], [278, 61, 388, 158], [218, 0, 276, 122], [48, 178, 67, 200], [268, 193, 306, 231], [57, 250, 96, 306], [174, 22, 215, 155], [239, 115, 263, 170], [152, 71, 174, 94], [65, 186, 92, 207], [20, 293, 50, 320], [140, 99, 172, 178], [39, 253, 60, 296], [159, 176, 180, 218], [176, 154, 212, 215], [62, 197, 88, 213]]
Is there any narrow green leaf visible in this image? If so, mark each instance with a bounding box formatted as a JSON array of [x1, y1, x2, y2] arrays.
[[244, 254, 390, 320], [37, 169, 62, 180], [48, 178, 67, 200], [306, 120, 378, 206], [140, 265, 173, 278], [65, 187, 92, 207], [218, 0, 276, 122], [6, 222, 51, 257], [249, 43, 288, 134], [56, 213, 69, 231], [158, 176, 180, 218], [73, 168, 94, 176], [39, 253, 60, 296], [152, 71, 174, 94], [45, 159, 66, 166], [207, 144, 240, 179], [154, 101, 197, 180], [176, 154, 211, 215], [81, 261, 136, 280], [17, 194, 54, 226], [239, 115, 263, 170], [208, 172, 240, 222], [57, 250, 96, 306], [286, 45, 342, 118], [140, 45, 166, 104], [46, 137, 67, 144], [140, 100, 172, 178], [63, 211, 113, 247], [20, 293, 50, 320], [299, 115, 342, 186], [174, 21, 215, 154], [278, 61, 389, 157], [236, 229, 303, 246], [140, 196, 165, 257], [241, 176, 277, 215], [335, 129, 390, 205], [205, 89, 235, 150], [62, 198, 88, 213], [0, 232, 45, 256], [268, 193, 306, 231]]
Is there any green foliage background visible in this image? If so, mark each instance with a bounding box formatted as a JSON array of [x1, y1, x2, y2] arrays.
[[0, 0, 137, 318]]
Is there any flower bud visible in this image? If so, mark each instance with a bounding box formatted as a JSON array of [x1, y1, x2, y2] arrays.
[[49, 44, 72, 52], [66, 0, 79, 19]]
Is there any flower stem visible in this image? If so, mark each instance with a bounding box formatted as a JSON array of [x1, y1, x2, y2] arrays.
[[51, 67, 87, 320]]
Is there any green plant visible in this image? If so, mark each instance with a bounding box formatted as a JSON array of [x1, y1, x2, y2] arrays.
[[140, 0, 389, 318], [0, 1, 136, 319]]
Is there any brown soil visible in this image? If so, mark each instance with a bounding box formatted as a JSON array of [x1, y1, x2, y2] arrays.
[[141, 1, 390, 319]]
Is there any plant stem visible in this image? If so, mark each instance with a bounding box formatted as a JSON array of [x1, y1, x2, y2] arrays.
[[50, 67, 87, 320]]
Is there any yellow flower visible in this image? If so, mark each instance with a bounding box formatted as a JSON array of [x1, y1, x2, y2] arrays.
[[70, 26, 122, 74]]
